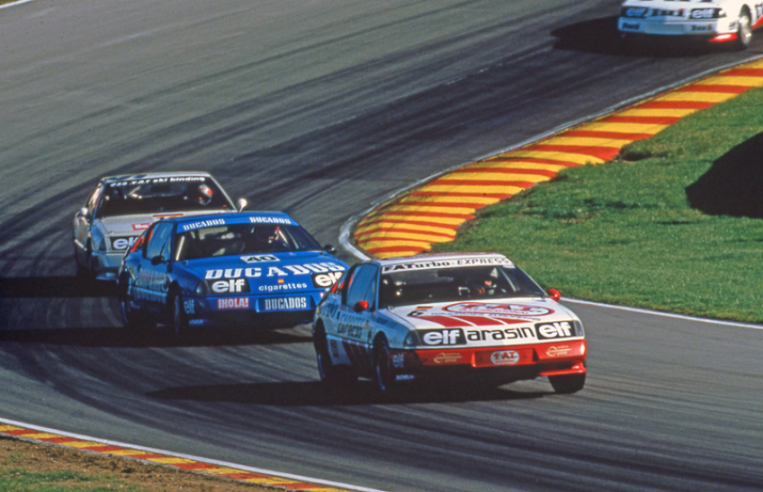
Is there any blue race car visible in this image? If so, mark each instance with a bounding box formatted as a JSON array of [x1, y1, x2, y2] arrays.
[[117, 212, 348, 335]]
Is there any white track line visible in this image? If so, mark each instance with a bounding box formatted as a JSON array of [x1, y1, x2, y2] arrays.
[[0, 417, 389, 492]]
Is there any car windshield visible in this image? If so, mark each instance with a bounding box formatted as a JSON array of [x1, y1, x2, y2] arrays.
[[379, 265, 546, 308], [175, 223, 322, 261], [96, 177, 233, 218]]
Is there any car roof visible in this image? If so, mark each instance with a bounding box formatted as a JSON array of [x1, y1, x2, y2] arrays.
[[372, 252, 515, 269], [99, 171, 214, 185]]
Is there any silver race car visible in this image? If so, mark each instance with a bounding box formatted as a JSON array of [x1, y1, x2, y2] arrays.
[[73, 172, 246, 281], [312, 253, 587, 397], [618, 0, 763, 49]]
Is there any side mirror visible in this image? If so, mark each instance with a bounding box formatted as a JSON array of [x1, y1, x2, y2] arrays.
[[548, 289, 561, 302], [324, 244, 337, 255], [80, 207, 91, 220], [353, 300, 369, 313], [150, 255, 166, 266], [236, 198, 248, 212]]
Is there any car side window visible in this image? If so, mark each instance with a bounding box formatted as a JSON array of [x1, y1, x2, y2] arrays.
[[145, 223, 173, 261], [87, 185, 103, 216], [345, 265, 377, 308]]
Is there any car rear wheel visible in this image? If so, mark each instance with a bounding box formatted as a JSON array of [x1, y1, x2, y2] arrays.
[[314, 325, 356, 389], [735, 10, 752, 50], [75, 243, 94, 284], [549, 373, 586, 394]]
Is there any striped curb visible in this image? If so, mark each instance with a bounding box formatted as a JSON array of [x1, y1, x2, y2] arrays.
[[353, 58, 763, 259], [0, 423, 359, 492]]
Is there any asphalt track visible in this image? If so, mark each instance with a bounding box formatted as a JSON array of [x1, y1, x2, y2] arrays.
[[1, 1, 763, 491]]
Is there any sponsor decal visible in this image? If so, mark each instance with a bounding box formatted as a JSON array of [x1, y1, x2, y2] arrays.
[[466, 327, 535, 342], [621, 22, 641, 30], [241, 255, 279, 263], [329, 339, 339, 358], [183, 299, 195, 315], [258, 282, 309, 293], [381, 256, 512, 273], [181, 218, 226, 232], [546, 345, 573, 357], [651, 8, 684, 17], [433, 352, 463, 364], [211, 278, 250, 294], [419, 329, 466, 346], [691, 25, 712, 31], [623, 7, 648, 18], [249, 216, 293, 224], [690, 8, 716, 19], [392, 353, 405, 369], [110, 176, 206, 187], [262, 297, 309, 311], [490, 350, 520, 366], [205, 262, 345, 281], [535, 321, 575, 340], [112, 236, 139, 250], [134, 269, 165, 303], [217, 297, 249, 309], [132, 223, 151, 231], [395, 374, 415, 381], [444, 302, 553, 317], [312, 272, 343, 288]]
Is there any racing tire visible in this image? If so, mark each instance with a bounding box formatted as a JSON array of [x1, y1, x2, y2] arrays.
[[314, 326, 356, 390], [735, 10, 753, 50], [549, 373, 586, 394], [171, 292, 189, 338], [373, 338, 399, 399], [75, 244, 94, 285]]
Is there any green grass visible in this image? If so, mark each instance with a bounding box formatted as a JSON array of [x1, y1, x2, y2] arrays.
[[435, 87, 763, 323], [0, 468, 138, 492]]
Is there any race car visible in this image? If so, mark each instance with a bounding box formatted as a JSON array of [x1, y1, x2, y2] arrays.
[[73, 172, 247, 281], [118, 212, 348, 335], [312, 253, 587, 397], [618, 0, 763, 49]]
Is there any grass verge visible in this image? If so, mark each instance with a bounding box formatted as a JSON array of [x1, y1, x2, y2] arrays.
[[435, 86, 763, 323], [0, 437, 270, 492]]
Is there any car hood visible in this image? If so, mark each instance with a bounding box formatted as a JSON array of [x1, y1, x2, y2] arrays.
[[180, 252, 348, 292], [383, 298, 583, 347], [384, 298, 580, 329], [96, 210, 232, 236]]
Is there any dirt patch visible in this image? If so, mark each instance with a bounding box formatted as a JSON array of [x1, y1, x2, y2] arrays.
[[0, 436, 272, 491]]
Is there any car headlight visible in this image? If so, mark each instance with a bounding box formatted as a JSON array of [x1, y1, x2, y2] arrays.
[[403, 332, 419, 348], [195, 280, 210, 296], [91, 229, 108, 252], [573, 320, 585, 337]]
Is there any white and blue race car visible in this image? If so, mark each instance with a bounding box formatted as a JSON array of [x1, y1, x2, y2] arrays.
[[312, 253, 587, 397], [118, 212, 347, 335], [618, 0, 763, 49]]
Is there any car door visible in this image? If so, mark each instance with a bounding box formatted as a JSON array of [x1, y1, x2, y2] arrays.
[[134, 222, 174, 314], [335, 264, 379, 369]]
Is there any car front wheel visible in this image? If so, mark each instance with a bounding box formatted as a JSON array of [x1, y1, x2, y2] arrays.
[[172, 293, 189, 338], [735, 10, 752, 50], [373, 338, 398, 398]]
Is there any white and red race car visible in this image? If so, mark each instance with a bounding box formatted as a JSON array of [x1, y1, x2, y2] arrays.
[[312, 253, 587, 397], [618, 0, 763, 49]]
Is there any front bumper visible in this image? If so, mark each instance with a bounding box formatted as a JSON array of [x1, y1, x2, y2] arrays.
[[618, 17, 736, 38], [182, 292, 323, 329], [387, 339, 587, 385]]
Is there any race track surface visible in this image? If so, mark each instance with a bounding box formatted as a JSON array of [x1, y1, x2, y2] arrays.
[[1, 1, 762, 490]]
